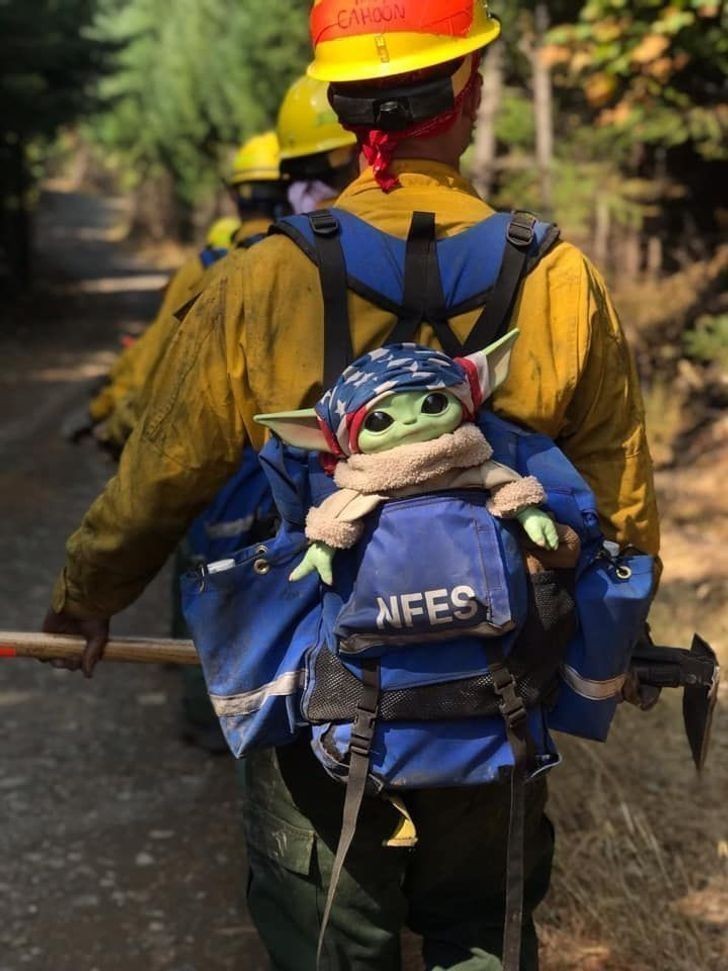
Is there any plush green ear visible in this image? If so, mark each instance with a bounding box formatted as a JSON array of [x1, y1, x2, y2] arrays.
[[254, 409, 333, 452], [463, 328, 520, 400]]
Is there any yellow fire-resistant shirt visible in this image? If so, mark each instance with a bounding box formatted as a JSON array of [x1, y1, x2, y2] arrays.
[[54, 161, 659, 618], [88, 217, 272, 439]]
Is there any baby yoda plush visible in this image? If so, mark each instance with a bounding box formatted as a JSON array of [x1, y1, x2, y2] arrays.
[[256, 331, 559, 585]]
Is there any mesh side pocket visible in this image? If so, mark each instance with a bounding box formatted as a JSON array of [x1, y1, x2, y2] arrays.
[[305, 647, 362, 722], [306, 650, 543, 723], [508, 569, 576, 709]]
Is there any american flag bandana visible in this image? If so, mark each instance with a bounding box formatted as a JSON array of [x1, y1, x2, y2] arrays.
[[315, 343, 485, 457]]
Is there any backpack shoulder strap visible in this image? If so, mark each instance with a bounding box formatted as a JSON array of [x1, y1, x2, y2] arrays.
[[461, 211, 557, 354], [271, 207, 560, 371], [387, 211, 464, 358], [271, 208, 407, 316], [235, 231, 267, 250], [272, 209, 471, 359], [272, 210, 354, 389], [309, 211, 354, 388]]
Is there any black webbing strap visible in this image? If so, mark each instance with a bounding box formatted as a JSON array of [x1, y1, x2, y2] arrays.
[[235, 231, 266, 250], [388, 212, 463, 357], [308, 211, 354, 389], [486, 645, 535, 971], [463, 211, 539, 356], [316, 660, 380, 969]]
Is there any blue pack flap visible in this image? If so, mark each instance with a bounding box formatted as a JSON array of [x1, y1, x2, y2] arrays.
[[332, 491, 526, 656]]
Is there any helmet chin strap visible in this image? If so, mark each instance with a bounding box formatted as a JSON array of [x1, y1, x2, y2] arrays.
[[336, 53, 481, 192]]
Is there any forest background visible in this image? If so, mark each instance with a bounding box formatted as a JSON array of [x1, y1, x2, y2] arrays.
[[0, 2, 727, 969], [1, 0, 726, 463]]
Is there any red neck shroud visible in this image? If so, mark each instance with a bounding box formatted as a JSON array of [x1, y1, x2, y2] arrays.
[[346, 54, 481, 191]]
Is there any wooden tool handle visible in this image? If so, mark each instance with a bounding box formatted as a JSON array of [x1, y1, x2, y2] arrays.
[[0, 631, 200, 666]]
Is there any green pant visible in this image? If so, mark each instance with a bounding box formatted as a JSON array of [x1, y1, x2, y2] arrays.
[[240, 737, 554, 971]]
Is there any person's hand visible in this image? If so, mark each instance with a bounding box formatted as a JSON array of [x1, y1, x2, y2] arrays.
[[289, 542, 335, 585], [41, 609, 110, 679], [621, 669, 661, 710]]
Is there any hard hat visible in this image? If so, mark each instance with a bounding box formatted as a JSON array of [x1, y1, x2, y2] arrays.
[[277, 75, 357, 161], [229, 131, 281, 185], [205, 217, 241, 249], [308, 0, 501, 83]]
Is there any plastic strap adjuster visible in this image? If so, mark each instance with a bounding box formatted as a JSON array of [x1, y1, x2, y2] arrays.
[[491, 664, 528, 730], [350, 703, 378, 757], [309, 211, 340, 238], [507, 212, 537, 249]]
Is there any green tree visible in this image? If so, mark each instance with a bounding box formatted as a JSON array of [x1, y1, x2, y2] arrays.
[[88, 0, 310, 234], [546, 0, 727, 163], [0, 0, 103, 286]]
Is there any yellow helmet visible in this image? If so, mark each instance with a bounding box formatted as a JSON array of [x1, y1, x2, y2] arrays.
[[205, 217, 241, 250], [229, 131, 281, 185], [308, 0, 501, 83], [277, 75, 357, 161]]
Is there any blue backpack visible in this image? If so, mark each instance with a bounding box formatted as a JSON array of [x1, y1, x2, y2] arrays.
[[185, 447, 277, 562], [180, 208, 655, 967], [198, 244, 229, 270]]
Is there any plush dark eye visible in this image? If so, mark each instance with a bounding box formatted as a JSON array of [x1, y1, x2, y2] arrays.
[[364, 411, 394, 433], [421, 393, 449, 415]]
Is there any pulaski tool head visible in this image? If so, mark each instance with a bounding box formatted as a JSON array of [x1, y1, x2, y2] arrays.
[[629, 633, 720, 771], [683, 634, 720, 771]]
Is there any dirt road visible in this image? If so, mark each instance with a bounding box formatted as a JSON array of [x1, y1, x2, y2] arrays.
[[0, 185, 266, 971]]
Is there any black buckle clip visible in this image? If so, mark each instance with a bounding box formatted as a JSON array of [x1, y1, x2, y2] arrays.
[[374, 98, 413, 129], [350, 704, 378, 757], [309, 211, 340, 238], [491, 664, 528, 730], [507, 212, 537, 249]]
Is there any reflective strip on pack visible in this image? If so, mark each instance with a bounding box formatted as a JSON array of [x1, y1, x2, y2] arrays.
[[311, 0, 474, 44], [211, 670, 306, 717], [561, 664, 626, 701], [204, 514, 255, 540]]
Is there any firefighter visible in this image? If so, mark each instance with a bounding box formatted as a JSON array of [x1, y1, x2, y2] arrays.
[[277, 73, 359, 212], [45, 2, 658, 967], [90, 131, 288, 452], [94, 78, 360, 452]]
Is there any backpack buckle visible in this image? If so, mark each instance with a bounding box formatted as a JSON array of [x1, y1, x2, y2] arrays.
[[309, 211, 340, 238], [507, 212, 537, 249], [350, 701, 378, 757], [491, 664, 528, 730]]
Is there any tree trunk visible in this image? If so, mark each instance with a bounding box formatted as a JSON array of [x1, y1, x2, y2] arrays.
[[472, 41, 504, 201], [622, 228, 642, 279], [531, 4, 554, 215], [130, 170, 189, 243], [8, 134, 32, 289], [646, 235, 663, 278], [593, 194, 611, 271]]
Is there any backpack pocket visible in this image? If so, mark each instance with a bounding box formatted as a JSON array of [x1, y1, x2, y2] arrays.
[[333, 491, 527, 656], [310, 711, 560, 790], [547, 550, 655, 742], [180, 523, 322, 757]]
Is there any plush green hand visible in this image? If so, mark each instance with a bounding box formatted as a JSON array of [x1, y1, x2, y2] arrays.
[[289, 541, 336, 585], [515, 506, 559, 551]]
